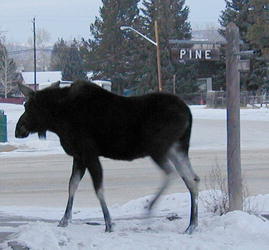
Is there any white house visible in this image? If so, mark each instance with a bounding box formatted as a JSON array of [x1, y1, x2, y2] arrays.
[[22, 71, 111, 91]]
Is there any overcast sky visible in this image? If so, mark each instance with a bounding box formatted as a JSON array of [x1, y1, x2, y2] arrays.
[[0, 0, 226, 44]]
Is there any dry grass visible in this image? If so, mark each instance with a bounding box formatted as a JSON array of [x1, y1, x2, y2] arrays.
[[200, 161, 260, 216]]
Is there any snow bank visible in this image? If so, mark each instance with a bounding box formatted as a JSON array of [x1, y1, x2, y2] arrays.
[[1, 191, 269, 250], [190, 105, 269, 121]]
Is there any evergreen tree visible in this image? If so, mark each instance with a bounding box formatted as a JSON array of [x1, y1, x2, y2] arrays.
[[49, 38, 68, 71], [49, 39, 87, 81], [85, 0, 140, 94], [247, 0, 269, 91], [139, 0, 198, 94], [219, 0, 251, 41], [247, 0, 269, 49], [219, 0, 268, 91], [61, 40, 87, 81]]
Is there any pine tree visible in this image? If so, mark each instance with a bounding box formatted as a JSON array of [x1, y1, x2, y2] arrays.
[[85, 0, 140, 94], [247, 0, 269, 91], [219, 0, 251, 41], [139, 0, 198, 94], [50, 39, 87, 81], [219, 0, 268, 91], [61, 40, 87, 81], [247, 0, 269, 51], [49, 39, 68, 71]]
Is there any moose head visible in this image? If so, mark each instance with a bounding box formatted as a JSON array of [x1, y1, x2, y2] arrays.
[[15, 81, 61, 139]]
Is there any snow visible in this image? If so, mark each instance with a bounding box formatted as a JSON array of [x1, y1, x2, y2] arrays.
[[191, 105, 269, 121], [1, 191, 269, 250], [22, 71, 62, 85], [0, 103, 64, 157], [0, 104, 269, 249]]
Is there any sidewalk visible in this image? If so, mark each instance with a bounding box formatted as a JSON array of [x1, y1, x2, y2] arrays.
[[0, 144, 17, 153], [0, 213, 57, 249]]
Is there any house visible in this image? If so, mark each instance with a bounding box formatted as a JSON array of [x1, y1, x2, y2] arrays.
[[21, 71, 112, 91], [22, 71, 62, 90]]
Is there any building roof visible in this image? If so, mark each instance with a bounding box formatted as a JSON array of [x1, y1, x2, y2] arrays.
[[192, 29, 226, 43], [22, 71, 62, 85]]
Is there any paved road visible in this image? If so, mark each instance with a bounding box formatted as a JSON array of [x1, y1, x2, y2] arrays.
[[1, 149, 269, 208]]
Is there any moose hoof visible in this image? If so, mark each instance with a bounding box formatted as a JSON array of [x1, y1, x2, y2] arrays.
[[184, 224, 197, 235], [105, 224, 113, 233], [58, 218, 70, 227]]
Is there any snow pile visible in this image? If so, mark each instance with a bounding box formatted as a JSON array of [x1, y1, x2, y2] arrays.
[[7, 213, 269, 250], [1, 191, 269, 250]]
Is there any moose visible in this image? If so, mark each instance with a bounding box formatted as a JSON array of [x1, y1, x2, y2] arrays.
[[15, 80, 200, 234]]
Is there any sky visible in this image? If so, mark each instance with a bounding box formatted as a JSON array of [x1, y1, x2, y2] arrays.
[[0, 0, 226, 44]]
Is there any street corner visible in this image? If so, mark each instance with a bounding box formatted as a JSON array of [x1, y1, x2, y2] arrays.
[[0, 144, 17, 153]]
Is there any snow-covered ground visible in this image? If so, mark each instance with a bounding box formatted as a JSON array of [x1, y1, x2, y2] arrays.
[[8, 211, 268, 250], [0, 103, 269, 249], [1, 191, 269, 250]]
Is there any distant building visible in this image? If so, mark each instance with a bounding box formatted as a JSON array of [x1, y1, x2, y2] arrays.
[[192, 29, 226, 50], [22, 71, 62, 90], [192, 29, 226, 43], [21, 71, 111, 91]]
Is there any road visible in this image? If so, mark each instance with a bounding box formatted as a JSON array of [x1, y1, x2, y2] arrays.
[[1, 117, 269, 207], [1, 149, 269, 208]]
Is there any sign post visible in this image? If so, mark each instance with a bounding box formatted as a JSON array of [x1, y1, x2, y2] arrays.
[[225, 22, 243, 211]]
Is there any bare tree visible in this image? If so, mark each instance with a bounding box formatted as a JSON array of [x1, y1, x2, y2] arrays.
[[0, 38, 18, 98], [28, 28, 51, 71]]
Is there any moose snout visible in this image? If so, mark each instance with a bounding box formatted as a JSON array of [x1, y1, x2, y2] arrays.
[[15, 124, 30, 138], [15, 122, 30, 138]]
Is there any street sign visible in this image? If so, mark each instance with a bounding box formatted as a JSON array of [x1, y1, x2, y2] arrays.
[[238, 59, 250, 72], [171, 47, 220, 62]]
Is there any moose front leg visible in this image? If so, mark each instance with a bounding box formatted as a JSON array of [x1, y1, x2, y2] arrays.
[[58, 158, 86, 227], [86, 157, 112, 232]]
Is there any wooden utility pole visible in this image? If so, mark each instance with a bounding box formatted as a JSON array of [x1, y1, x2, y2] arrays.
[[226, 22, 243, 211], [154, 21, 162, 92], [173, 74, 176, 94], [33, 17, 37, 91]]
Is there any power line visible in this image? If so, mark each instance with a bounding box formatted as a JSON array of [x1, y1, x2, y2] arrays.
[[7, 48, 53, 55], [85, 45, 153, 65]]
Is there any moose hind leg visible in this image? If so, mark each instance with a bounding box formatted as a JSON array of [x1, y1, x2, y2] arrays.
[[168, 144, 200, 234], [58, 158, 86, 227], [148, 156, 173, 212], [87, 158, 112, 232]]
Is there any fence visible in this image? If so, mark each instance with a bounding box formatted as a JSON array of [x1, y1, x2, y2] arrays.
[[206, 91, 269, 108], [0, 97, 24, 104]]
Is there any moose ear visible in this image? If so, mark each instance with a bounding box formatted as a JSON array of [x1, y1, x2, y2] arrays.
[[18, 82, 35, 97], [50, 81, 61, 89]]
